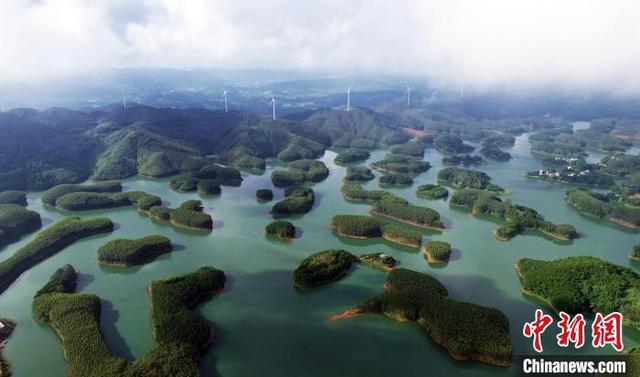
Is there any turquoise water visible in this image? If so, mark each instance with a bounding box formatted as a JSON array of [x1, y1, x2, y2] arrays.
[[1, 130, 639, 376]]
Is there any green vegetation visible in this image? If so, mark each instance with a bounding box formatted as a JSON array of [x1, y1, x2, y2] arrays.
[[42, 181, 122, 206], [416, 184, 449, 200], [423, 240, 451, 264], [192, 164, 242, 186], [35, 264, 77, 298], [629, 244, 640, 261], [437, 167, 504, 192], [0, 216, 113, 294], [276, 137, 325, 162], [148, 200, 212, 230], [341, 183, 407, 204], [271, 159, 329, 187], [343, 268, 512, 366], [264, 220, 296, 240], [331, 215, 423, 249], [371, 154, 430, 174], [0, 191, 27, 206], [169, 176, 221, 195], [256, 189, 274, 202], [481, 145, 511, 161], [343, 166, 375, 183], [358, 253, 396, 271], [334, 149, 370, 164], [379, 173, 414, 186], [516, 257, 640, 327], [97, 235, 173, 266], [271, 187, 315, 217], [0, 317, 16, 377], [0, 204, 41, 248], [434, 135, 474, 154], [32, 265, 225, 377], [565, 188, 640, 228], [442, 154, 483, 166], [451, 189, 578, 241], [372, 200, 444, 230], [389, 140, 426, 157], [53, 190, 162, 212], [293, 249, 356, 289]]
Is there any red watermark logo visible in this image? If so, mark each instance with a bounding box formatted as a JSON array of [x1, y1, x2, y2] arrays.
[[523, 309, 624, 352]]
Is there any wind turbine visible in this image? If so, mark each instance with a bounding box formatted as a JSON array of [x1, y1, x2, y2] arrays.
[[121, 88, 127, 109], [223, 90, 228, 112], [406, 85, 411, 107], [271, 96, 276, 120], [346, 86, 351, 111]]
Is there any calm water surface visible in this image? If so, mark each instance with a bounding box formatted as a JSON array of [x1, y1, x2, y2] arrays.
[[2, 127, 640, 376]]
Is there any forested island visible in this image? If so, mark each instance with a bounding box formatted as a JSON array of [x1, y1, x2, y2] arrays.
[[437, 167, 504, 192], [343, 166, 375, 183], [423, 240, 452, 264], [32, 265, 225, 376], [629, 244, 640, 261], [450, 189, 578, 241], [331, 215, 423, 248], [358, 253, 397, 271], [0, 191, 27, 206], [442, 154, 483, 166], [371, 154, 430, 175], [293, 249, 356, 289], [0, 216, 113, 294], [516, 257, 640, 327], [371, 200, 444, 230], [333, 268, 512, 366], [434, 135, 475, 154], [0, 204, 41, 249], [169, 176, 221, 195], [42, 181, 162, 212], [341, 183, 407, 204], [256, 189, 274, 202], [416, 184, 448, 200], [379, 173, 414, 186], [148, 200, 213, 230], [264, 220, 296, 240], [334, 149, 370, 164], [565, 188, 640, 228], [389, 140, 427, 157], [271, 187, 315, 217], [271, 159, 329, 187], [97, 235, 173, 266]]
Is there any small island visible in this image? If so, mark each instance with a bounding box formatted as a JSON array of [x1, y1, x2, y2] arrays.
[[450, 189, 578, 241], [437, 167, 504, 192], [341, 183, 407, 204], [271, 159, 329, 187], [423, 240, 451, 264], [442, 154, 483, 166], [334, 149, 370, 164], [379, 173, 414, 186], [358, 253, 396, 271], [169, 176, 221, 195], [371, 154, 430, 174], [0, 216, 114, 295], [565, 188, 640, 228], [264, 220, 296, 240], [481, 145, 511, 161], [293, 249, 356, 289], [389, 140, 426, 158], [41, 181, 122, 206], [31, 265, 226, 376], [629, 244, 640, 261], [0, 191, 27, 206], [148, 200, 213, 230], [271, 187, 315, 217], [331, 215, 423, 249], [332, 268, 512, 366], [97, 235, 173, 266], [371, 200, 444, 230], [53, 190, 162, 212], [256, 188, 274, 202], [516, 256, 640, 327], [416, 184, 448, 200], [0, 203, 42, 248], [434, 135, 474, 154], [343, 166, 375, 183]]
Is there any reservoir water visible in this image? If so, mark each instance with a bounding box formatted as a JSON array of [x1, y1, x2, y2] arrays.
[[2, 130, 639, 376]]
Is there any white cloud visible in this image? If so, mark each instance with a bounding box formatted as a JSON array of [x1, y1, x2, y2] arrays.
[[0, 0, 639, 93]]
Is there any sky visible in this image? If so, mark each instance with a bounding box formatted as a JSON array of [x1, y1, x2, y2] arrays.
[[1, 0, 639, 94]]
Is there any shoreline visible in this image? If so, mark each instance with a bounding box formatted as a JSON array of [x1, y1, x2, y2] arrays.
[[370, 209, 445, 232]]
